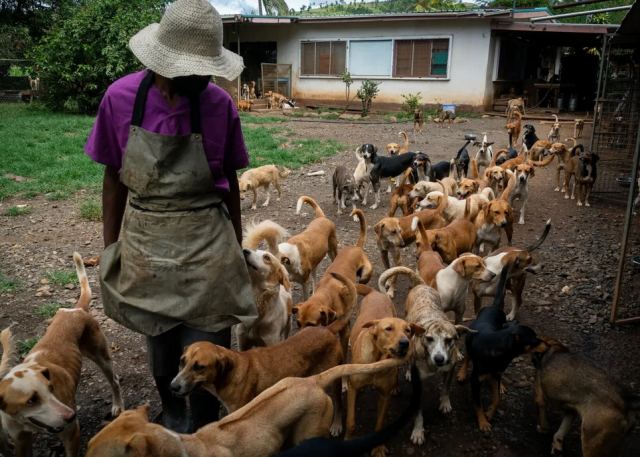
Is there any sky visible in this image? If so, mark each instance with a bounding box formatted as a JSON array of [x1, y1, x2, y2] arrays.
[[211, 0, 317, 14]]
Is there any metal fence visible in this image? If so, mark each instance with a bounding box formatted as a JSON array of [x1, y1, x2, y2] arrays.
[[261, 63, 291, 98]]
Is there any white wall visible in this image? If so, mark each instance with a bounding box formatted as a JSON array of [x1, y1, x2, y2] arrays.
[[228, 18, 494, 107]]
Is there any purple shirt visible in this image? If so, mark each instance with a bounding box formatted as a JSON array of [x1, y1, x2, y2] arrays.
[[85, 71, 249, 192]]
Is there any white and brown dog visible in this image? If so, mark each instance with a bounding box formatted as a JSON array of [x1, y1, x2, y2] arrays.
[[0, 253, 124, 457]]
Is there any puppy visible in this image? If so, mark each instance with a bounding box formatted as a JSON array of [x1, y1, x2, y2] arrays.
[[418, 190, 492, 223], [89, 359, 408, 457], [333, 165, 357, 215], [522, 124, 539, 151], [238, 247, 292, 350], [457, 260, 543, 432], [376, 268, 472, 445], [506, 111, 522, 147], [354, 144, 377, 205], [474, 133, 494, 173], [573, 118, 585, 139], [345, 284, 423, 457], [238, 164, 291, 210], [414, 108, 424, 134], [387, 169, 418, 217], [548, 114, 561, 143], [532, 338, 640, 457], [472, 220, 550, 321], [279, 196, 338, 299], [0, 253, 124, 457], [237, 99, 253, 112]]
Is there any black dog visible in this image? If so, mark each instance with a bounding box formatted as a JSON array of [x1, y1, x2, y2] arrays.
[[576, 149, 599, 206], [454, 142, 471, 179], [430, 160, 453, 181], [459, 259, 542, 432], [367, 150, 417, 209], [522, 124, 539, 151], [495, 146, 518, 166], [276, 364, 422, 457]]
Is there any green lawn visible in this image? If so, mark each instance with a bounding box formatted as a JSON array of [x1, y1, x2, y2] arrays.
[[0, 104, 343, 201]]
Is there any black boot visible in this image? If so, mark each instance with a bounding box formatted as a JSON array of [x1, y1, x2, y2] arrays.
[[154, 375, 189, 433], [188, 389, 221, 432]]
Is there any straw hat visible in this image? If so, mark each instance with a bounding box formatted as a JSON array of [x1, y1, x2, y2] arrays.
[[129, 0, 244, 80]]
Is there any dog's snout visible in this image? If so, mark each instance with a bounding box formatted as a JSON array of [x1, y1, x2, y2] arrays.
[[434, 354, 445, 366], [170, 379, 184, 395], [64, 410, 76, 423], [242, 249, 251, 257]]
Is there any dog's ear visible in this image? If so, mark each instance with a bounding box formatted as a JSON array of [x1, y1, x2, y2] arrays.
[[452, 258, 466, 276], [454, 325, 477, 335], [320, 309, 337, 326], [280, 256, 290, 265], [38, 367, 51, 381], [410, 323, 425, 336], [362, 320, 379, 334], [134, 404, 151, 419], [291, 306, 299, 315], [0, 395, 5, 411], [216, 355, 234, 379], [278, 266, 291, 290], [373, 221, 383, 237]]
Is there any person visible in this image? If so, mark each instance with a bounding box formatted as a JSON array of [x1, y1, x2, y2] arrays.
[[85, 0, 256, 433]]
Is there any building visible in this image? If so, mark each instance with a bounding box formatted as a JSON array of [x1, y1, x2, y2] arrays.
[[221, 8, 615, 111]]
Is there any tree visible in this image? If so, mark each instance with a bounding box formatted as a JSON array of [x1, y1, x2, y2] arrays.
[[356, 80, 380, 117], [31, 0, 167, 113], [263, 0, 290, 15]]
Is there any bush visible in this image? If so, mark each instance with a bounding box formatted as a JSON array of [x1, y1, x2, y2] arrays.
[[31, 0, 167, 113], [401, 92, 422, 114], [356, 80, 380, 117]]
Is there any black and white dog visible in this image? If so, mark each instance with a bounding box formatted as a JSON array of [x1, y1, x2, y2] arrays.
[[365, 148, 417, 209], [412, 152, 432, 182]]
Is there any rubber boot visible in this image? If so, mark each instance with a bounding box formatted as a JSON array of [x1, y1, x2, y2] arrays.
[[154, 375, 189, 433], [188, 389, 221, 433]]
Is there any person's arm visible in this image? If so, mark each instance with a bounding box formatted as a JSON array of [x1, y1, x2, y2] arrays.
[[223, 170, 243, 245], [102, 165, 128, 248]]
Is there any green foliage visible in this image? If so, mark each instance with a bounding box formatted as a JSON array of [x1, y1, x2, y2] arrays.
[[45, 270, 78, 287], [31, 0, 167, 113], [4, 206, 32, 216], [0, 273, 20, 294], [36, 302, 70, 318], [356, 80, 380, 117], [79, 198, 102, 221], [300, 0, 464, 16], [0, 25, 33, 59], [19, 337, 39, 356], [263, 0, 291, 15], [341, 71, 354, 111], [239, 113, 287, 124], [401, 92, 423, 114]]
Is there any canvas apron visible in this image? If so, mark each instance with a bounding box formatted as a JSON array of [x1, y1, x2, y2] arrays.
[[100, 71, 256, 337]]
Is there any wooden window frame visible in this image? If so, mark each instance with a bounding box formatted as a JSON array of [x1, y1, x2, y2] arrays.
[[300, 40, 346, 76], [393, 39, 449, 78]]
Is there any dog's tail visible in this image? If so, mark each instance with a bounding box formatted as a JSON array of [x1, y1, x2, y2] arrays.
[[326, 272, 357, 335], [399, 131, 409, 147], [481, 187, 496, 202], [278, 166, 292, 178], [552, 114, 559, 123], [356, 283, 375, 296], [243, 219, 289, 255], [491, 149, 507, 167], [530, 154, 555, 168], [491, 258, 518, 312], [351, 209, 367, 248], [470, 158, 479, 179], [378, 266, 424, 294], [449, 159, 456, 177], [313, 358, 407, 390], [411, 217, 430, 247], [73, 252, 91, 311], [499, 169, 516, 202], [525, 219, 552, 252], [0, 326, 18, 378], [296, 196, 325, 218], [565, 137, 577, 148], [278, 364, 420, 457], [570, 144, 584, 157]]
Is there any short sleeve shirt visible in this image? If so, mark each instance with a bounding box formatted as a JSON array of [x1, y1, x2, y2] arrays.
[[85, 71, 249, 192]]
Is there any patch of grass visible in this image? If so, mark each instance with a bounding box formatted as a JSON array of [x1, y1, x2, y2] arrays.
[[0, 273, 19, 293], [35, 302, 69, 318], [4, 205, 32, 216], [457, 110, 483, 119], [79, 198, 102, 222], [19, 337, 39, 356], [239, 113, 286, 124], [46, 190, 69, 201], [45, 269, 77, 287]]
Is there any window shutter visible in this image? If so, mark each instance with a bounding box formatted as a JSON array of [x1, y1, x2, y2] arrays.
[[331, 42, 346, 75], [394, 40, 413, 77], [316, 42, 331, 75], [301, 42, 315, 76], [413, 40, 431, 77]]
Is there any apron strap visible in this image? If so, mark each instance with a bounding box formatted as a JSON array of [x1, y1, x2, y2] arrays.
[[131, 70, 202, 134]]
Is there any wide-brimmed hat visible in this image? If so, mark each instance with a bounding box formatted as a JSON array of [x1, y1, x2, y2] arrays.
[[129, 0, 244, 80]]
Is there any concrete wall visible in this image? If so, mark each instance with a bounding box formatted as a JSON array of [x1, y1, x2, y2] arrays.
[[224, 18, 494, 108]]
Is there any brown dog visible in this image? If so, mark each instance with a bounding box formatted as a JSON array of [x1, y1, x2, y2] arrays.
[[0, 253, 124, 457], [87, 358, 408, 457], [532, 338, 640, 457], [413, 209, 477, 265], [474, 175, 515, 254], [505, 111, 522, 147], [279, 196, 338, 299], [414, 109, 424, 134], [238, 164, 291, 210], [237, 99, 253, 112], [385, 131, 410, 156], [506, 97, 525, 121], [345, 284, 424, 457], [388, 169, 417, 217]]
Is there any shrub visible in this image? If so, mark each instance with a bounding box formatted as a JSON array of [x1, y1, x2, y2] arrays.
[[401, 92, 422, 114], [31, 0, 167, 113], [356, 80, 380, 117], [79, 198, 102, 221]]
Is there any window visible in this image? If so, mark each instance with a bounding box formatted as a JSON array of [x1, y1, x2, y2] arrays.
[[393, 39, 449, 78], [300, 41, 346, 76], [348, 40, 392, 76]]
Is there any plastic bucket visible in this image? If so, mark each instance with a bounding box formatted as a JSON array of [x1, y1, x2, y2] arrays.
[[442, 104, 456, 113]]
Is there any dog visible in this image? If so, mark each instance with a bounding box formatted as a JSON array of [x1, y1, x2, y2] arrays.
[[532, 338, 640, 457], [411, 152, 432, 182], [277, 364, 421, 457], [474, 133, 494, 173], [376, 268, 472, 445], [414, 108, 424, 134], [457, 259, 543, 432], [506, 111, 522, 147], [508, 163, 535, 225], [238, 164, 291, 210], [170, 283, 352, 436], [522, 124, 539, 151], [549, 140, 576, 192], [506, 97, 525, 121], [409, 177, 457, 200], [333, 165, 357, 215], [573, 118, 585, 139], [373, 201, 447, 298], [388, 169, 418, 217], [88, 358, 409, 457], [386, 131, 410, 156], [484, 165, 508, 196], [242, 219, 289, 256], [437, 108, 456, 128], [345, 284, 423, 457], [266, 90, 291, 109], [528, 139, 553, 161], [248, 80, 257, 99], [0, 253, 124, 457], [418, 190, 492, 223], [368, 149, 417, 209], [238, 247, 292, 350], [293, 209, 372, 359], [413, 210, 477, 265], [471, 220, 550, 321], [353, 144, 377, 206], [241, 82, 249, 100], [237, 99, 253, 112], [453, 141, 471, 179], [278, 196, 338, 299], [548, 114, 561, 143], [574, 150, 599, 207], [473, 176, 515, 254]]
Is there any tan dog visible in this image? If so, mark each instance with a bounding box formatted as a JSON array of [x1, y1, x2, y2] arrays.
[[548, 114, 561, 143], [88, 358, 407, 457], [265, 90, 289, 109], [0, 253, 124, 457], [413, 210, 477, 264], [237, 99, 253, 112], [171, 281, 353, 436], [529, 139, 553, 161], [408, 178, 457, 199], [248, 80, 257, 99], [506, 97, 525, 121], [532, 338, 640, 457], [278, 196, 338, 299], [505, 111, 522, 147], [386, 131, 409, 156], [238, 164, 291, 210], [242, 219, 289, 255], [238, 247, 292, 350], [376, 268, 473, 445], [345, 284, 424, 457], [388, 169, 417, 217], [550, 140, 574, 192], [573, 118, 585, 139], [418, 190, 493, 223], [474, 175, 515, 254], [484, 165, 508, 196]]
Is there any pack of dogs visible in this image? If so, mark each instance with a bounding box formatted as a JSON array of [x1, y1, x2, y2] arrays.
[[0, 116, 631, 457]]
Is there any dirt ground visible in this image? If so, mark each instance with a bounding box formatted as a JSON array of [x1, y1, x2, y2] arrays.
[[1, 115, 640, 456]]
